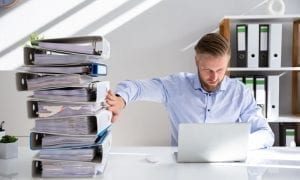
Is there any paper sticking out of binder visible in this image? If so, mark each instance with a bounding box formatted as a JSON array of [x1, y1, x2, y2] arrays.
[[16, 72, 95, 91], [20, 63, 107, 77], [30, 127, 111, 150], [255, 77, 267, 117], [27, 100, 106, 119], [32, 110, 112, 136], [24, 47, 106, 65], [31, 36, 110, 58], [30, 81, 109, 103]]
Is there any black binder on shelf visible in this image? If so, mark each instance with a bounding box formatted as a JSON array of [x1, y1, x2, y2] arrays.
[[259, 24, 269, 67], [236, 24, 247, 67], [31, 36, 110, 58]]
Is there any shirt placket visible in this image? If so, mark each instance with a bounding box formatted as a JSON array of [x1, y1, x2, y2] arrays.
[[205, 93, 213, 122]]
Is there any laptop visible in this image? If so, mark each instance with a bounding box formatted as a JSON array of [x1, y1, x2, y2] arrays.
[[176, 123, 250, 163]]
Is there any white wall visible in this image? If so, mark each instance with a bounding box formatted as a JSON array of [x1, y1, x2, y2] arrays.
[[1, 0, 300, 146]]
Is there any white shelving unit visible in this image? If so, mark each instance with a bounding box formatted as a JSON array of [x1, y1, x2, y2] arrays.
[[228, 67, 300, 76], [219, 15, 300, 122]]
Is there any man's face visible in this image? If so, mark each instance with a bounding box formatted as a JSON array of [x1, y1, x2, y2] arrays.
[[195, 53, 230, 92]]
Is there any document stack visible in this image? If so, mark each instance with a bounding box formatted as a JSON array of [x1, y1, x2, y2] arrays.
[[16, 36, 112, 178]]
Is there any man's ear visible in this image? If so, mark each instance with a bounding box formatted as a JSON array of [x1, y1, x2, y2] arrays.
[[195, 56, 199, 66]]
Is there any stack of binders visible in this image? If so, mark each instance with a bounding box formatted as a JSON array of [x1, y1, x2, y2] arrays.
[[16, 36, 112, 178]]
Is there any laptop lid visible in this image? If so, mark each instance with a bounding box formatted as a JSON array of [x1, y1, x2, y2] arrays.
[[177, 123, 250, 163]]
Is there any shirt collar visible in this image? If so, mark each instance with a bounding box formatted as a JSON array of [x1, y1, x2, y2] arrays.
[[193, 74, 228, 93]]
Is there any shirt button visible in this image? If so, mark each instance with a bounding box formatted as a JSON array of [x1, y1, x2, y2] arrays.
[[208, 109, 210, 112], [208, 94, 211, 96]]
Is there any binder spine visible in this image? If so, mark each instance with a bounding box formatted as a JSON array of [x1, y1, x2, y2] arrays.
[[259, 24, 269, 67], [236, 24, 247, 67], [269, 23, 282, 68], [247, 24, 259, 68]]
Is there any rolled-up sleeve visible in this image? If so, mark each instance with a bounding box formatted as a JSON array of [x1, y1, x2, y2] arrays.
[[115, 78, 168, 105]]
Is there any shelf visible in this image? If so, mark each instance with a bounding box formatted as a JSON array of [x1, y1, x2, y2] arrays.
[[229, 67, 300, 71], [268, 115, 300, 123], [228, 67, 300, 76], [223, 14, 300, 22]]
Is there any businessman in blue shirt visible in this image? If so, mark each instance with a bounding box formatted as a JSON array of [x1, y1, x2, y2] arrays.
[[106, 33, 274, 150]]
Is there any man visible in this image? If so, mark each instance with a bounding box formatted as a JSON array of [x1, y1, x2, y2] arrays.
[[106, 33, 274, 150]]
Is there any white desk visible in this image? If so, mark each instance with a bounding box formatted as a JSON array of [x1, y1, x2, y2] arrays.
[[1, 146, 300, 180]]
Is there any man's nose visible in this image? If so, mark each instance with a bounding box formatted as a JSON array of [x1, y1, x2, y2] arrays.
[[210, 71, 218, 80]]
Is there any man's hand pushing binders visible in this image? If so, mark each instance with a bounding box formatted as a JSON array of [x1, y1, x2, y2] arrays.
[[105, 90, 125, 123]]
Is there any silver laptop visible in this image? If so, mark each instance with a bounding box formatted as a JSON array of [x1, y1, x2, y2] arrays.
[[176, 123, 250, 163]]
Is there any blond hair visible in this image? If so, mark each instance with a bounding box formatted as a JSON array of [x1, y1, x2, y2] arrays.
[[194, 33, 231, 57]]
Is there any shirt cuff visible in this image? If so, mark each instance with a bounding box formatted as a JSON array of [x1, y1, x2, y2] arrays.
[[115, 91, 128, 106]]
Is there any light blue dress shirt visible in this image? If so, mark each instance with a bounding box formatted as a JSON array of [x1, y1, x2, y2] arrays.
[[115, 72, 274, 149]]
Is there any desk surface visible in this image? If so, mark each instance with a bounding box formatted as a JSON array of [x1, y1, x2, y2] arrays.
[[1, 146, 300, 180]]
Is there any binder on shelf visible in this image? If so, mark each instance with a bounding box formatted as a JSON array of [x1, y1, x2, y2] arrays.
[[31, 81, 110, 103], [245, 77, 255, 95], [255, 77, 267, 117], [29, 129, 111, 150], [285, 128, 296, 147], [32, 110, 112, 136], [31, 36, 110, 58], [16, 72, 94, 91], [259, 24, 269, 67], [267, 75, 280, 121], [24, 47, 106, 65], [236, 24, 247, 67], [27, 100, 106, 118], [268, 24, 282, 68], [247, 24, 259, 67], [22, 63, 107, 76]]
